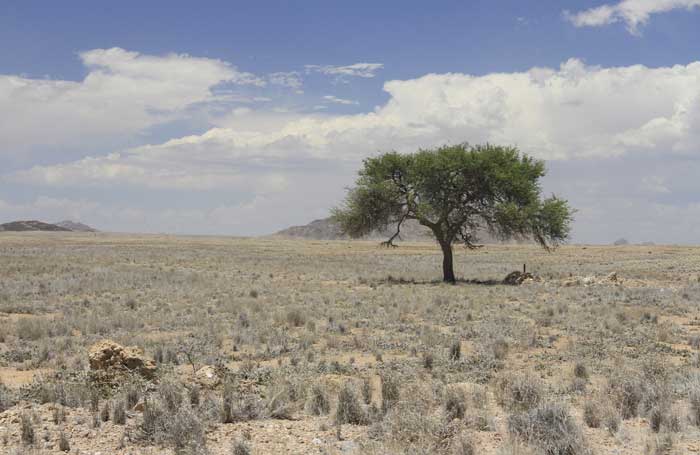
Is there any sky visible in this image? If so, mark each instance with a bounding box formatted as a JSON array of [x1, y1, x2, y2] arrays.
[[1, 0, 700, 243]]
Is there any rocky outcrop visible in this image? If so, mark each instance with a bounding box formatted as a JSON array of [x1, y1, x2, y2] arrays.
[[503, 271, 541, 285], [88, 340, 156, 380]]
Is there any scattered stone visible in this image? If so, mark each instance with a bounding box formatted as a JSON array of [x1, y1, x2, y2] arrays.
[[503, 271, 540, 285], [194, 365, 221, 388], [606, 271, 619, 283], [563, 277, 580, 287]]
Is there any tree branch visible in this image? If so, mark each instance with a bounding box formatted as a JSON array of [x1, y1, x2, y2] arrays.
[[380, 213, 408, 248]]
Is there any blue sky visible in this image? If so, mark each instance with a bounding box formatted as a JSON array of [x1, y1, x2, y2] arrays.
[[1, 1, 700, 243]]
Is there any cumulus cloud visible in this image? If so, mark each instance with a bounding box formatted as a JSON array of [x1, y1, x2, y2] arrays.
[[12, 58, 700, 189], [564, 0, 700, 34], [305, 63, 383, 79], [0, 47, 262, 157], [6, 57, 700, 239]]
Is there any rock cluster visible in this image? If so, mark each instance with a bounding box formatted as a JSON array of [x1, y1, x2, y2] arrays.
[[88, 339, 156, 380], [563, 271, 621, 287], [503, 271, 540, 285]]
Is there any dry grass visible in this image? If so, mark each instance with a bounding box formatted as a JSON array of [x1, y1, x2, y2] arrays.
[[1, 233, 700, 454]]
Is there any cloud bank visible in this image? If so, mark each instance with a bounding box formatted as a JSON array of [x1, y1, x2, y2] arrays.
[[14, 58, 700, 189], [4, 50, 700, 241], [0, 48, 259, 157]]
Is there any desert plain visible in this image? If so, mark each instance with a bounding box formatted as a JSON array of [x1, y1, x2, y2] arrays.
[[1, 233, 700, 454]]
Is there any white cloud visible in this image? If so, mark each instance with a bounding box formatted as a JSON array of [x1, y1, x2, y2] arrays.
[[267, 71, 303, 89], [6, 57, 700, 239], [305, 63, 383, 79], [0, 47, 262, 156], [12, 58, 700, 192], [564, 0, 700, 34], [323, 95, 359, 105]]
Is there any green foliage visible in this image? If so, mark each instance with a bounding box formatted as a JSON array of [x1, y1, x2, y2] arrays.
[[333, 143, 572, 248], [333, 143, 573, 281]]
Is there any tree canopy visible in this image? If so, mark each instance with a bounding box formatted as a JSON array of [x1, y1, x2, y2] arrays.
[[332, 143, 573, 282]]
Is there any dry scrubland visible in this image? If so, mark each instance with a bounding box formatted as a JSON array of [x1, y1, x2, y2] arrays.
[[1, 233, 700, 455]]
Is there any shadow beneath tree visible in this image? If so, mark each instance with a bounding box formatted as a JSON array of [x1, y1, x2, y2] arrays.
[[380, 275, 503, 286]]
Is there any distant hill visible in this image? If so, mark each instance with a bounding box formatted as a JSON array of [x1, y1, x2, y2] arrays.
[[55, 220, 98, 232], [0, 220, 71, 232], [274, 217, 432, 241], [274, 217, 518, 244], [0, 219, 98, 232]]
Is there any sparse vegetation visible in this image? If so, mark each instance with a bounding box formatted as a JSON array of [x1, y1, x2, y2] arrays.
[[336, 382, 367, 425], [20, 412, 34, 445], [1, 235, 700, 453], [508, 402, 587, 455], [332, 144, 573, 282], [58, 431, 70, 452]]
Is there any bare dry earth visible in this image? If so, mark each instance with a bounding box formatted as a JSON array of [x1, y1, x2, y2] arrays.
[[1, 233, 700, 454]]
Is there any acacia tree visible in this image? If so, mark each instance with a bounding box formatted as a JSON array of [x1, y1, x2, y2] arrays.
[[332, 144, 573, 283]]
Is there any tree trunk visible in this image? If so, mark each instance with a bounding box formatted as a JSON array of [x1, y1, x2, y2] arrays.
[[440, 241, 456, 283]]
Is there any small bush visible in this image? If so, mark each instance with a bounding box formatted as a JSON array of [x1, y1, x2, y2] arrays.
[[266, 389, 293, 420], [423, 352, 434, 370], [169, 406, 206, 453], [583, 398, 620, 435], [605, 410, 621, 435], [607, 374, 644, 419], [307, 383, 330, 416], [58, 431, 70, 452], [449, 340, 461, 361], [158, 378, 184, 414], [508, 402, 587, 455], [113, 401, 126, 425], [362, 377, 372, 405], [125, 384, 140, 409], [286, 308, 305, 327], [689, 335, 700, 350], [141, 399, 166, 440], [232, 438, 252, 455], [381, 373, 400, 414], [375, 398, 444, 450], [20, 412, 35, 445], [336, 382, 367, 425], [189, 386, 200, 406], [608, 363, 671, 421], [52, 406, 66, 424], [0, 383, 13, 413], [100, 402, 110, 422], [495, 373, 544, 411], [445, 385, 467, 420], [648, 405, 682, 433], [569, 377, 587, 394], [690, 382, 700, 427], [645, 432, 674, 455], [452, 433, 476, 455], [573, 362, 588, 380], [583, 401, 601, 428], [492, 338, 509, 360], [141, 396, 206, 452], [222, 392, 264, 423]]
